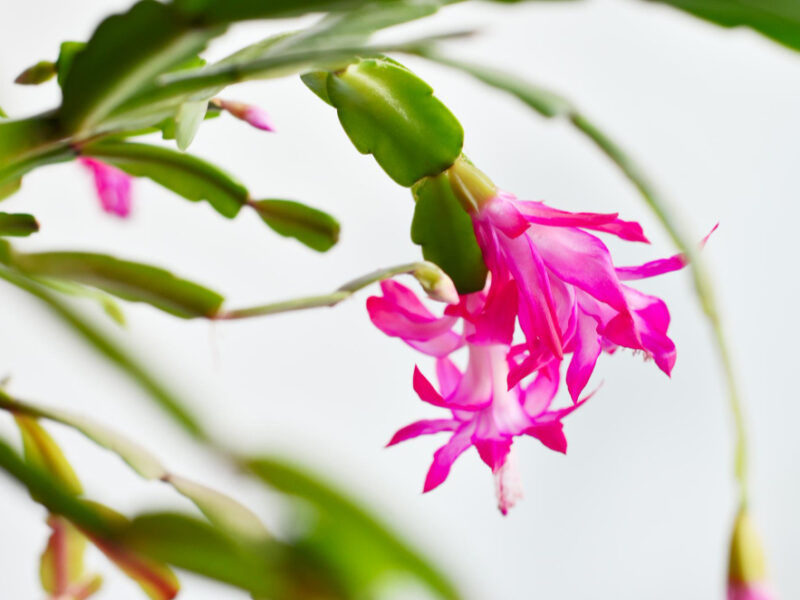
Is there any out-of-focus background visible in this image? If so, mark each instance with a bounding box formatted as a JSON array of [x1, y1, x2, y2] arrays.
[[1, 1, 799, 598]]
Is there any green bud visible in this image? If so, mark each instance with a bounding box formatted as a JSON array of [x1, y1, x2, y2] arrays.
[[729, 508, 768, 585], [413, 261, 459, 304], [14, 61, 56, 85]]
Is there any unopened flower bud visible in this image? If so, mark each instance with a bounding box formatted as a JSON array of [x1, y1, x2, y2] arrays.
[[728, 508, 774, 600], [211, 98, 274, 131], [15, 60, 56, 85], [413, 261, 459, 305]]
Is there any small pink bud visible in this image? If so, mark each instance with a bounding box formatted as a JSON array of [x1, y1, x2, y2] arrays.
[[78, 158, 132, 218], [212, 98, 274, 132]]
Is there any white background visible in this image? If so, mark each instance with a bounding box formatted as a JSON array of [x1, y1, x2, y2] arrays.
[[1, 1, 799, 598]]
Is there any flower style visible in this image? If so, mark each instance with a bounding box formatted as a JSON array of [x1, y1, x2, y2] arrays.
[[449, 156, 690, 401], [79, 158, 133, 218], [368, 280, 587, 514], [212, 98, 275, 131]]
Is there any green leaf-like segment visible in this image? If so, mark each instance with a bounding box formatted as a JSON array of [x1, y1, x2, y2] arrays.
[[59, 0, 223, 134], [411, 172, 487, 294], [81, 141, 248, 218], [649, 0, 800, 53], [247, 456, 460, 600], [0, 213, 39, 237], [251, 199, 340, 252], [0, 392, 269, 542], [3, 249, 224, 319], [325, 57, 464, 186]]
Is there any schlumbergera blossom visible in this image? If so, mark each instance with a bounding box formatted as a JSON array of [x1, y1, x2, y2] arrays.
[[447, 155, 695, 401], [369, 155, 701, 513], [79, 157, 133, 218], [368, 280, 589, 514]]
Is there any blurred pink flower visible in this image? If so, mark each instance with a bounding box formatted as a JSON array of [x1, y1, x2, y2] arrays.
[[79, 158, 132, 218], [213, 98, 274, 131]]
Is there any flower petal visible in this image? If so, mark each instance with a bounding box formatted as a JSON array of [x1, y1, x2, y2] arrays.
[[566, 310, 603, 402], [502, 233, 564, 358], [412, 366, 449, 408], [474, 437, 512, 472], [525, 422, 568, 453], [366, 296, 458, 342], [436, 357, 462, 398], [516, 200, 649, 243], [528, 224, 629, 313], [423, 425, 474, 492], [521, 361, 560, 416], [387, 419, 458, 446], [481, 192, 529, 238]]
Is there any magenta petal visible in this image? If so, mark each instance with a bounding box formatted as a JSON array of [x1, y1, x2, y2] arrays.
[[406, 333, 464, 357], [503, 234, 564, 358], [387, 419, 458, 446], [380, 280, 435, 319], [79, 158, 133, 218], [566, 311, 602, 401], [468, 280, 517, 345], [587, 219, 649, 243], [474, 437, 512, 472], [366, 296, 457, 342], [526, 422, 568, 453], [436, 357, 462, 398], [616, 224, 718, 280], [412, 366, 449, 408], [482, 192, 529, 237], [616, 254, 688, 281], [516, 200, 649, 242], [423, 426, 474, 492], [528, 224, 629, 313], [521, 361, 560, 416], [506, 346, 549, 389]]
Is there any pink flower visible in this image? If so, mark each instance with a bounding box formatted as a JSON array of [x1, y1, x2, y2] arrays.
[[368, 281, 587, 513], [451, 158, 692, 400], [79, 158, 133, 218], [213, 98, 274, 131]]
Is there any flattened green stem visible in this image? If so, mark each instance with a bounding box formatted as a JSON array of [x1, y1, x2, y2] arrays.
[[216, 262, 423, 320]]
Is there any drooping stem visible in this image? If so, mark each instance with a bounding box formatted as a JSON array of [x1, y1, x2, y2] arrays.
[[216, 262, 424, 320], [570, 113, 749, 505]]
